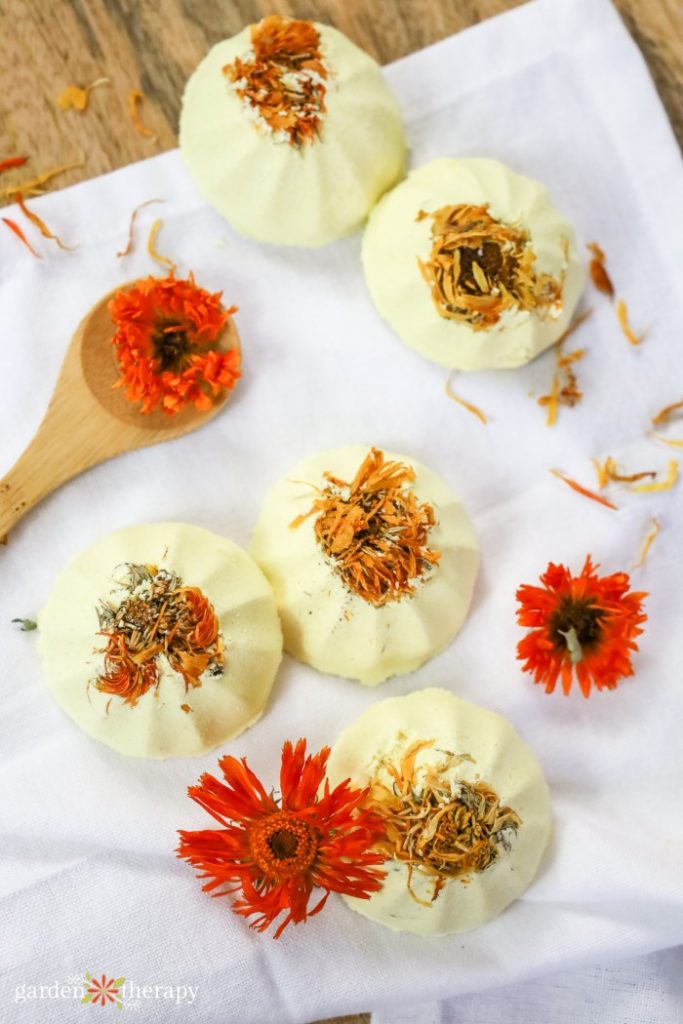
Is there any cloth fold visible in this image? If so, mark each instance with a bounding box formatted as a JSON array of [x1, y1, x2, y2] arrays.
[[1, 0, 682, 1021]]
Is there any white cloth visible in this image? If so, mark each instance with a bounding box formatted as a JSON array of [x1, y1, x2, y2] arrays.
[[1, 0, 682, 1021]]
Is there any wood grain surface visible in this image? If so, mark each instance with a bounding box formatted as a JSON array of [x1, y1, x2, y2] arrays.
[[1, 2, 681, 1023]]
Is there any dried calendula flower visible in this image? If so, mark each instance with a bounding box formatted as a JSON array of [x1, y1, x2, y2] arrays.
[[250, 445, 479, 685], [417, 202, 564, 331], [290, 447, 441, 607], [93, 562, 225, 708], [367, 740, 521, 907], [326, 689, 551, 935], [37, 523, 283, 758], [224, 16, 328, 148]]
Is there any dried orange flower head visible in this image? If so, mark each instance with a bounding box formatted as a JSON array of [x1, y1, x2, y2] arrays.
[[516, 556, 647, 697], [177, 739, 386, 937], [367, 740, 521, 907], [290, 447, 441, 606], [417, 204, 564, 331], [224, 16, 328, 148], [109, 273, 240, 416], [94, 562, 224, 707]]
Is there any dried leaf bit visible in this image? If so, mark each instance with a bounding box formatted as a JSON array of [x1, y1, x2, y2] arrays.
[[93, 562, 224, 707], [128, 89, 158, 140], [290, 448, 441, 607], [117, 198, 165, 258], [367, 740, 521, 905], [417, 204, 564, 330], [15, 194, 76, 251], [12, 617, 37, 631], [2, 217, 42, 259], [224, 16, 328, 147]]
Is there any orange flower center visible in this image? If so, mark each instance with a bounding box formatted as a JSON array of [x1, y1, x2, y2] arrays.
[[249, 811, 319, 878], [549, 596, 606, 656]]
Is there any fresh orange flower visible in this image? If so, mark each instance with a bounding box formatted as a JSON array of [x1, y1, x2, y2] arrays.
[[177, 739, 387, 938], [109, 273, 240, 415], [516, 556, 647, 697]]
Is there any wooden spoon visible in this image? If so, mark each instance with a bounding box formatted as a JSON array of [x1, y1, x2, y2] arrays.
[[0, 282, 241, 538]]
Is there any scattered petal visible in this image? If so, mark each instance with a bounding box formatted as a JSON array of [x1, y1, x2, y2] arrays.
[[2, 217, 42, 259], [629, 459, 678, 493], [616, 299, 644, 346], [116, 198, 164, 258], [445, 373, 488, 424], [586, 242, 614, 297], [633, 518, 660, 569], [15, 193, 76, 251], [147, 218, 176, 273], [0, 155, 28, 174], [128, 89, 158, 139], [550, 469, 618, 510]]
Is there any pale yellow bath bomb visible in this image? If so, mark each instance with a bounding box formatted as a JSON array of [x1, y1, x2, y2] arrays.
[[327, 688, 552, 935], [363, 157, 584, 369], [180, 16, 406, 246], [38, 523, 283, 758]]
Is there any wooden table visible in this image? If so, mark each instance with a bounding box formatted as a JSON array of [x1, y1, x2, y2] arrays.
[[1, 2, 680, 1023]]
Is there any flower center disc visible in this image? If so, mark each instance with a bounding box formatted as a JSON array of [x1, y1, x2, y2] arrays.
[[154, 325, 192, 372], [549, 597, 606, 653], [249, 812, 318, 878]]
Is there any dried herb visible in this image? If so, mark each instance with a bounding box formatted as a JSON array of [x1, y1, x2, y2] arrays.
[[93, 562, 224, 707], [117, 198, 164, 258], [147, 218, 176, 273], [224, 16, 328, 147], [367, 740, 521, 905], [12, 617, 37, 631], [15, 194, 76, 251], [2, 217, 42, 259], [444, 373, 488, 424], [128, 89, 158, 139], [417, 204, 564, 330], [290, 448, 440, 607], [550, 469, 618, 510]]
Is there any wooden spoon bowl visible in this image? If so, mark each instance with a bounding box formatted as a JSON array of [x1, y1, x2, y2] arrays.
[[0, 281, 241, 538]]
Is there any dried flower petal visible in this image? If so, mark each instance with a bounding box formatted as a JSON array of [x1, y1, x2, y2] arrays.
[[651, 399, 683, 428], [224, 16, 328, 148], [0, 155, 28, 174], [586, 241, 614, 297], [15, 193, 76, 251], [615, 299, 644, 346], [177, 738, 386, 937], [629, 459, 678, 493], [550, 469, 618, 510], [517, 555, 647, 696], [0, 158, 85, 201], [633, 517, 660, 569], [650, 434, 683, 449], [147, 218, 176, 273], [592, 456, 656, 489], [128, 89, 158, 139], [56, 77, 109, 112], [445, 373, 488, 424], [117, 198, 164, 258], [2, 217, 42, 259]]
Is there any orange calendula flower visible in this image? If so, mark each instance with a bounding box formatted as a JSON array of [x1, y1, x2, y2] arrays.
[[177, 739, 387, 938], [516, 556, 647, 697], [109, 273, 240, 415]]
